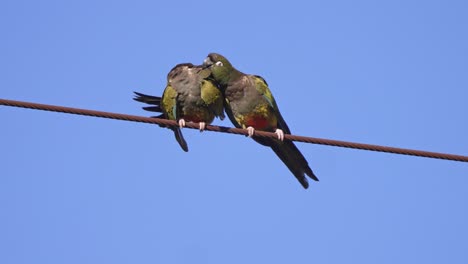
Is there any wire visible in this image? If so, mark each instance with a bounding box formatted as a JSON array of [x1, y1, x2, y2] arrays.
[[1, 98, 467, 162]]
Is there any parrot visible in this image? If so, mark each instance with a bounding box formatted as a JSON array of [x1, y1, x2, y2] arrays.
[[203, 53, 318, 188], [134, 63, 225, 152]]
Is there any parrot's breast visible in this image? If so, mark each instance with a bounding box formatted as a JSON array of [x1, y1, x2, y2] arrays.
[[182, 108, 214, 124]]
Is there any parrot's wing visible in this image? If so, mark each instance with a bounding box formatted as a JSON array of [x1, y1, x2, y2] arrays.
[[223, 96, 240, 128], [162, 84, 189, 152], [201, 79, 225, 120], [161, 84, 179, 120]]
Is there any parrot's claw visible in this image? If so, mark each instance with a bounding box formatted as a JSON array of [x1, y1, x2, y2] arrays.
[[246, 126, 255, 137], [275, 128, 284, 141], [199, 122, 206, 132], [178, 119, 186, 128]]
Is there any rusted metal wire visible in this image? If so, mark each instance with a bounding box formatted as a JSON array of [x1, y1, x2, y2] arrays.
[[1, 98, 467, 162]]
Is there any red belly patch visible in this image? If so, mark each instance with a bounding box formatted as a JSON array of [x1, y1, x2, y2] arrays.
[[245, 115, 272, 130], [182, 114, 203, 123]]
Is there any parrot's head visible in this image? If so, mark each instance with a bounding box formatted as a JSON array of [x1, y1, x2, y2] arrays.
[[203, 53, 234, 86], [167, 63, 194, 82]]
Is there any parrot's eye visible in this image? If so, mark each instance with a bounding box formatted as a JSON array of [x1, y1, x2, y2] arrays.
[[215, 61, 224, 67]]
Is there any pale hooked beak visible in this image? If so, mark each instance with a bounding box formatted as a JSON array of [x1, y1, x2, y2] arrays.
[[203, 57, 213, 67]]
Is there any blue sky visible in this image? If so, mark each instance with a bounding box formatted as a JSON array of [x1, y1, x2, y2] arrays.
[[1, 0, 468, 263]]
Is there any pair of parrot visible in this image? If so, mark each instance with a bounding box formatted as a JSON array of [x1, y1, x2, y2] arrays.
[[134, 53, 318, 188]]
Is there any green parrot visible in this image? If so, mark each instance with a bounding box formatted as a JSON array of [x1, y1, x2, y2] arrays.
[[203, 53, 318, 188], [134, 63, 225, 152]]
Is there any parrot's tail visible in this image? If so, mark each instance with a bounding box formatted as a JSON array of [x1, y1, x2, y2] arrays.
[[255, 137, 318, 189], [133, 91, 163, 113], [134, 91, 189, 152], [172, 127, 189, 152], [133, 91, 166, 128]]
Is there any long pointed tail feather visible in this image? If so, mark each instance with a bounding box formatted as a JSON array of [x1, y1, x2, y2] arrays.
[[133, 91, 162, 105], [254, 137, 318, 189], [172, 127, 188, 152]]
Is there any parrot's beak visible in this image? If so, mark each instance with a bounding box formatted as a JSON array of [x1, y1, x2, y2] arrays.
[[203, 57, 213, 67]]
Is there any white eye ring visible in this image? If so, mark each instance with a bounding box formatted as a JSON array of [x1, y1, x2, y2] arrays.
[[215, 61, 223, 66]]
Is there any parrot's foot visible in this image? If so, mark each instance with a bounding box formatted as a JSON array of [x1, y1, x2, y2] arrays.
[[275, 128, 284, 141], [199, 122, 206, 132], [246, 126, 255, 137], [178, 119, 186, 128]]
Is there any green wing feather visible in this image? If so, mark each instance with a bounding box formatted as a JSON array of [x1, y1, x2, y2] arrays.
[[161, 84, 179, 120], [201, 80, 225, 120]]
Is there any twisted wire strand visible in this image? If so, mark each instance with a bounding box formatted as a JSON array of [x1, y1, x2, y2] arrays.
[[1, 98, 467, 162]]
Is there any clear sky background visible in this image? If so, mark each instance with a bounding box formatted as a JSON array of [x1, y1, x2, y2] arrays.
[[1, 1, 467, 263]]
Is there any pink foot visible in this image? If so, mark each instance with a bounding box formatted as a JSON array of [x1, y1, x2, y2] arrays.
[[178, 119, 186, 128], [246, 126, 255, 137], [275, 128, 284, 141], [199, 122, 206, 132]]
